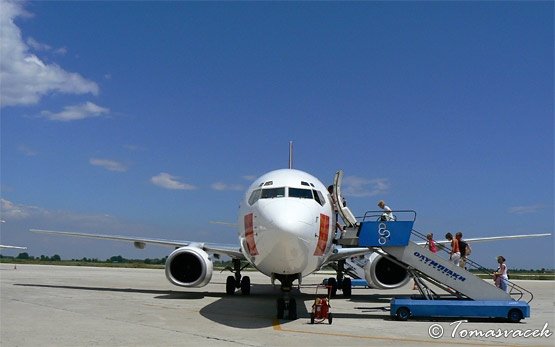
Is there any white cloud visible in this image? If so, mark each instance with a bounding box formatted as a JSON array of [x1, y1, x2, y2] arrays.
[[342, 176, 390, 197], [0, 198, 119, 228], [1, 198, 40, 219], [26, 37, 51, 51], [40, 102, 109, 122], [508, 205, 544, 215], [151, 173, 196, 190], [0, 0, 98, 107], [26, 37, 67, 56], [89, 158, 127, 172], [211, 182, 244, 191]]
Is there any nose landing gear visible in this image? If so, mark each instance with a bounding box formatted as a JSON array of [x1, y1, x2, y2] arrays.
[[274, 274, 300, 320]]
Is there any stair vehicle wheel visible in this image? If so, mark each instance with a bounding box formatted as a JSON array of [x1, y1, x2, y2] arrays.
[[507, 309, 523, 323], [277, 298, 285, 319], [328, 312, 333, 324], [341, 278, 352, 298], [396, 307, 410, 321], [327, 277, 338, 297], [225, 276, 235, 295], [240, 276, 251, 295], [287, 298, 297, 320]]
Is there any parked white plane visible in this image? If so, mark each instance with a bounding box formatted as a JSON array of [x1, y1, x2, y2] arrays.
[[30, 168, 551, 320]]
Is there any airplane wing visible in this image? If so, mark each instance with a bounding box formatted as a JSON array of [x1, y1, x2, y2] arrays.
[[416, 233, 552, 245], [30, 229, 245, 259], [0, 245, 27, 250]]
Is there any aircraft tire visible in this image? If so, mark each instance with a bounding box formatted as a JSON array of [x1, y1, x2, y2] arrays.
[[277, 298, 285, 319], [287, 298, 297, 320], [342, 278, 352, 298], [327, 277, 338, 297], [240, 276, 251, 295], [225, 276, 235, 295]]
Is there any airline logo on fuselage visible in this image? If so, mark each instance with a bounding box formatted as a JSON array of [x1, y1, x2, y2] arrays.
[[244, 213, 258, 256], [413, 251, 466, 282], [314, 214, 330, 256]]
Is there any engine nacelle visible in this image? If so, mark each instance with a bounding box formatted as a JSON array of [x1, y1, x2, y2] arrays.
[[165, 246, 213, 287], [364, 252, 410, 289]]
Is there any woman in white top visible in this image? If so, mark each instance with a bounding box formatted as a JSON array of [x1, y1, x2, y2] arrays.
[[493, 255, 509, 293]]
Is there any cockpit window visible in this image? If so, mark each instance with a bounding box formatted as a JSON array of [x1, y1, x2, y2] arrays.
[[248, 186, 326, 206], [261, 187, 285, 199], [289, 188, 314, 199], [313, 190, 326, 206], [248, 189, 262, 205]]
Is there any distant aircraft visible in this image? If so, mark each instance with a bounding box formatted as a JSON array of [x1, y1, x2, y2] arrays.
[[30, 162, 552, 320]]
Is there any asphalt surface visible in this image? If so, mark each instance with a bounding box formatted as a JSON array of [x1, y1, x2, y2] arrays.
[[1, 264, 554, 346]]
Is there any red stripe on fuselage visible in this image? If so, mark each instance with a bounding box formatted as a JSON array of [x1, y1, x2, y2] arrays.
[[244, 213, 259, 256], [314, 214, 330, 256]]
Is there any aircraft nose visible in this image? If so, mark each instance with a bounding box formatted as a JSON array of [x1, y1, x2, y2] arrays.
[[257, 199, 318, 236]]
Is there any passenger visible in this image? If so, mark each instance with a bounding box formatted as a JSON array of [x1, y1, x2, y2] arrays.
[[445, 232, 460, 266], [455, 232, 471, 269], [426, 233, 438, 253], [377, 200, 395, 221], [493, 256, 509, 293], [413, 233, 437, 289]]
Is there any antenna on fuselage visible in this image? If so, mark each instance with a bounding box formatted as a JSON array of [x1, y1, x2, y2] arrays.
[[288, 141, 293, 169]]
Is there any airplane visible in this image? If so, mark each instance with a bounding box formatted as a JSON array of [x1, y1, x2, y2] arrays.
[[30, 166, 552, 320]]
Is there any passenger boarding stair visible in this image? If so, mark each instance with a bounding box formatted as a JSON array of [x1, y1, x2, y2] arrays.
[[332, 170, 531, 303], [383, 242, 511, 301]]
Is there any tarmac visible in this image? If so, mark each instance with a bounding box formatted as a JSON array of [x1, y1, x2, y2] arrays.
[[1, 264, 554, 346]]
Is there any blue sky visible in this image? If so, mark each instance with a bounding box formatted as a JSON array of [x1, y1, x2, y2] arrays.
[[1, 1, 553, 269]]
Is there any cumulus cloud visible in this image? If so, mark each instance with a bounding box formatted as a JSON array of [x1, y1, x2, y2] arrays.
[[89, 158, 127, 172], [40, 102, 109, 121], [342, 176, 390, 197], [1, 198, 42, 219], [1, 198, 119, 229], [508, 205, 544, 215], [151, 173, 196, 190], [0, 0, 98, 107], [211, 182, 244, 191]]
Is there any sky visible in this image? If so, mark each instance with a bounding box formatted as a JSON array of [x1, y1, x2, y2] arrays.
[[1, 1, 553, 270]]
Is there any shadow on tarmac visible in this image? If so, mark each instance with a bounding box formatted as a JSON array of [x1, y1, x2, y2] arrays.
[[13, 283, 391, 329]]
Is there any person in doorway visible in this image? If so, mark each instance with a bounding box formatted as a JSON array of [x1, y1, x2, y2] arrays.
[[455, 232, 471, 269], [445, 232, 460, 266], [493, 256, 509, 293], [377, 200, 394, 221]]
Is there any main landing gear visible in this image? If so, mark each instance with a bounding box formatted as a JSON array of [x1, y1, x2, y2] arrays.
[[274, 274, 299, 320], [225, 259, 251, 295], [326, 259, 352, 298]]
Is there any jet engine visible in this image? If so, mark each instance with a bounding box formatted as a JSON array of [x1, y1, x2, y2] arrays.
[[165, 246, 213, 287], [363, 252, 410, 289]]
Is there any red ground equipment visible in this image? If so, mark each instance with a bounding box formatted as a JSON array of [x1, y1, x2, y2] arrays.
[[310, 284, 332, 324]]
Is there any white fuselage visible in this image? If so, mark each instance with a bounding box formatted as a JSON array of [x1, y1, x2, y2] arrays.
[[238, 169, 335, 278]]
